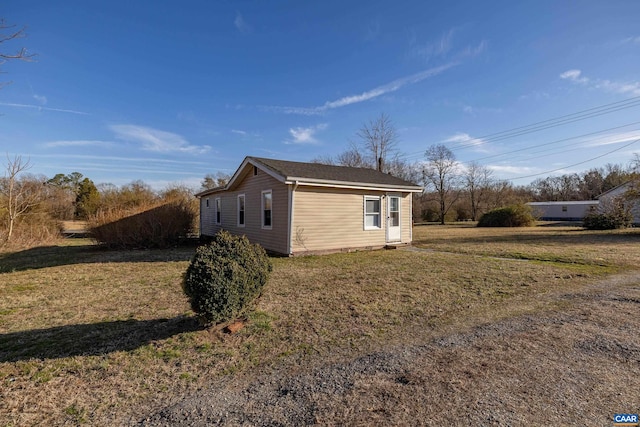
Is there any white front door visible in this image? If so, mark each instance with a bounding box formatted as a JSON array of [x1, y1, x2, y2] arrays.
[[386, 194, 401, 242]]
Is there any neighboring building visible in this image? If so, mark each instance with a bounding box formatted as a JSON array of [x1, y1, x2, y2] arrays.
[[196, 157, 423, 256], [597, 181, 640, 225], [527, 201, 599, 221]]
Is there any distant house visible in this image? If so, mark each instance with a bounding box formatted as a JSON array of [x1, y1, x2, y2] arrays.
[[527, 201, 599, 221], [196, 157, 423, 256], [597, 181, 640, 225]]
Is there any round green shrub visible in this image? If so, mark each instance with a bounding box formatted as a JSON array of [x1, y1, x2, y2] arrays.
[[182, 230, 272, 325], [477, 204, 536, 227]]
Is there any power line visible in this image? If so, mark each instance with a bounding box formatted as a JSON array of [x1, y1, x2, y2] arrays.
[[471, 120, 640, 163], [399, 94, 640, 161], [450, 97, 640, 148], [508, 137, 640, 181]]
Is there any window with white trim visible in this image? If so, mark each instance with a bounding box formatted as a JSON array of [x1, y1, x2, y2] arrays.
[[205, 198, 210, 208], [364, 196, 381, 229], [262, 190, 272, 229], [215, 198, 221, 224], [237, 194, 245, 227]]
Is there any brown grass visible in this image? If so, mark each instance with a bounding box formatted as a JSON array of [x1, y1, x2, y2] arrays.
[[413, 222, 640, 268], [0, 224, 638, 425]]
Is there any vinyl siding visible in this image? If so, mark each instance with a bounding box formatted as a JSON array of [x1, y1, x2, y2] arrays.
[[200, 166, 289, 254], [200, 197, 215, 236], [291, 187, 413, 253], [401, 193, 412, 243]]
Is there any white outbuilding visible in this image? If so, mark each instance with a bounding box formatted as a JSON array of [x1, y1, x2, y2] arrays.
[[527, 201, 599, 221]]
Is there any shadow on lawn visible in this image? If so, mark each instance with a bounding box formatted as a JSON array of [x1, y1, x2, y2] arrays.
[[0, 243, 196, 273], [0, 315, 202, 362], [413, 228, 640, 247]]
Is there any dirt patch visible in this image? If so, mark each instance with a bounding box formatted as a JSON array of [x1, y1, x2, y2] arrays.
[[139, 275, 640, 426]]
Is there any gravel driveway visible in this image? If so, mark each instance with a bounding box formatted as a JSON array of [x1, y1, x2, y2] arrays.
[[137, 274, 640, 426]]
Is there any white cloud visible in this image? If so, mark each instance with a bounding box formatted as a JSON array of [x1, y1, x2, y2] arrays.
[[519, 90, 551, 101], [409, 27, 487, 64], [487, 165, 537, 175], [43, 140, 113, 148], [110, 124, 211, 154], [458, 40, 488, 58], [595, 79, 640, 96], [0, 102, 89, 115], [234, 12, 252, 33], [620, 36, 640, 45], [443, 132, 485, 147], [411, 29, 455, 59], [33, 94, 47, 105], [559, 69, 589, 83], [560, 69, 640, 95], [231, 129, 247, 136], [30, 153, 210, 166], [286, 123, 328, 144], [586, 130, 640, 147], [266, 63, 458, 115]]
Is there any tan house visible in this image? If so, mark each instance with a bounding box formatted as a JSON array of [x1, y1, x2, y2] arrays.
[[196, 157, 423, 255]]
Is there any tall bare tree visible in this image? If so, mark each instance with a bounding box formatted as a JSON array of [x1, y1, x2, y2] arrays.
[[464, 161, 493, 221], [356, 112, 399, 171], [1, 155, 42, 241], [423, 144, 460, 224]]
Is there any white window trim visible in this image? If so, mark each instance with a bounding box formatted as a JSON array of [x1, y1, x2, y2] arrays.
[[215, 197, 221, 225], [237, 194, 246, 227], [262, 189, 273, 230], [364, 195, 382, 230]]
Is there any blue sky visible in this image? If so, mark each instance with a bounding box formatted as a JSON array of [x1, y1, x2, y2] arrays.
[[2, 1, 640, 189]]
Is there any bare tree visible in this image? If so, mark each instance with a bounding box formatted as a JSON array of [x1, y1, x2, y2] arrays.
[[1, 155, 42, 241], [356, 112, 399, 171], [579, 168, 605, 200], [310, 154, 336, 165], [423, 144, 460, 224], [1, 19, 35, 86], [201, 172, 231, 190], [464, 161, 493, 221], [386, 156, 421, 184], [336, 142, 369, 168]]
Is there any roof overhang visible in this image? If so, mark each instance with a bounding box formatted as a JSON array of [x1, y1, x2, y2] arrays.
[[284, 177, 423, 193], [195, 156, 424, 197]]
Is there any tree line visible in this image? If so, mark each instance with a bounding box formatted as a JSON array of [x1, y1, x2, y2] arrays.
[[2, 115, 639, 246], [312, 113, 640, 224], [0, 155, 197, 246]]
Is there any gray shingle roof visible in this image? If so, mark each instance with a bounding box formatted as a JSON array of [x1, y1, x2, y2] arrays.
[[249, 157, 421, 188]]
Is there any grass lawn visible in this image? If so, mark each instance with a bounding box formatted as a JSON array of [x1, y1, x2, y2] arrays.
[[1, 224, 639, 425]]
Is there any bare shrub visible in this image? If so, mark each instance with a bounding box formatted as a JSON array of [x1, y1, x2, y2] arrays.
[[583, 197, 632, 230], [0, 211, 62, 249], [89, 199, 196, 249]]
